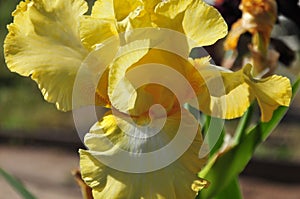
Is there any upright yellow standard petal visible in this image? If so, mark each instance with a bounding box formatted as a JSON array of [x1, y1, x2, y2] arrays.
[[108, 40, 150, 113], [182, 0, 228, 48], [91, 0, 143, 22], [154, 0, 193, 19], [113, 0, 143, 22], [91, 0, 115, 19], [4, 0, 89, 111], [80, 16, 118, 50]]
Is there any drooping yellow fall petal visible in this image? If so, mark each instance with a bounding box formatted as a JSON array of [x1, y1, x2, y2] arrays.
[[190, 62, 291, 121], [4, 0, 88, 111], [188, 59, 252, 119], [196, 83, 252, 119], [243, 64, 292, 122], [80, 110, 207, 199]]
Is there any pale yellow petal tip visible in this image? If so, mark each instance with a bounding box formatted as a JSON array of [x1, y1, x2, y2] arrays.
[[191, 179, 210, 193], [260, 77, 292, 122], [183, 0, 228, 48], [154, 0, 193, 19], [242, 64, 292, 122], [191, 56, 211, 67]]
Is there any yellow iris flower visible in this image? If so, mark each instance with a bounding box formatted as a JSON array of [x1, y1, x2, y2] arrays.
[[224, 0, 277, 51], [224, 0, 278, 75], [4, 0, 292, 199]]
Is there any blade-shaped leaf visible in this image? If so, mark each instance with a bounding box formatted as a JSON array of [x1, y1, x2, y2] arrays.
[[0, 168, 36, 199]]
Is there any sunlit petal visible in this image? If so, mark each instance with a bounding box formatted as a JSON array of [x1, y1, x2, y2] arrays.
[[91, 0, 115, 19], [182, 0, 228, 48], [4, 0, 88, 111], [91, 0, 143, 22], [243, 64, 292, 122], [80, 110, 207, 199], [189, 59, 251, 119], [155, 0, 193, 19], [80, 16, 118, 50], [108, 40, 150, 112]]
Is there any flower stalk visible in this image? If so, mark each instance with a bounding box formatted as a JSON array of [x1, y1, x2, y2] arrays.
[[72, 169, 93, 199]]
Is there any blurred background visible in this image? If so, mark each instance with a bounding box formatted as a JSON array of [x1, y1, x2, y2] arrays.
[[0, 0, 300, 198]]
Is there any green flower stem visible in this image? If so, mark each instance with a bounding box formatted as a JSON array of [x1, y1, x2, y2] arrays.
[[233, 104, 254, 144], [214, 177, 243, 199]]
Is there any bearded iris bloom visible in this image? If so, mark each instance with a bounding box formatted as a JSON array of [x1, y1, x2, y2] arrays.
[[224, 0, 278, 75], [4, 0, 292, 199]]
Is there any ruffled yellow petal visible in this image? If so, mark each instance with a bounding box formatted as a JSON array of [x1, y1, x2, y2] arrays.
[[155, 0, 193, 19], [146, 6, 186, 38], [4, 0, 88, 111], [217, 83, 251, 119], [141, 0, 227, 52], [196, 83, 251, 119], [125, 8, 153, 30], [124, 49, 201, 116], [243, 64, 292, 122], [91, 0, 148, 35], [80, 16, 118, 50], [189, 59, 251, 119], [182, 0, 228, 48], [143, 0, 161, 12], [108, 40, 150, 113], [113, 0, 143, 22], [91, 0, 115, 19], [80, 110, 207, 199], [191, 63, 291, 121], [90, 0, 227, 52], [91, 0, 143, 22], [74, 41, 119, 108], [115, 6, 153, 36]]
